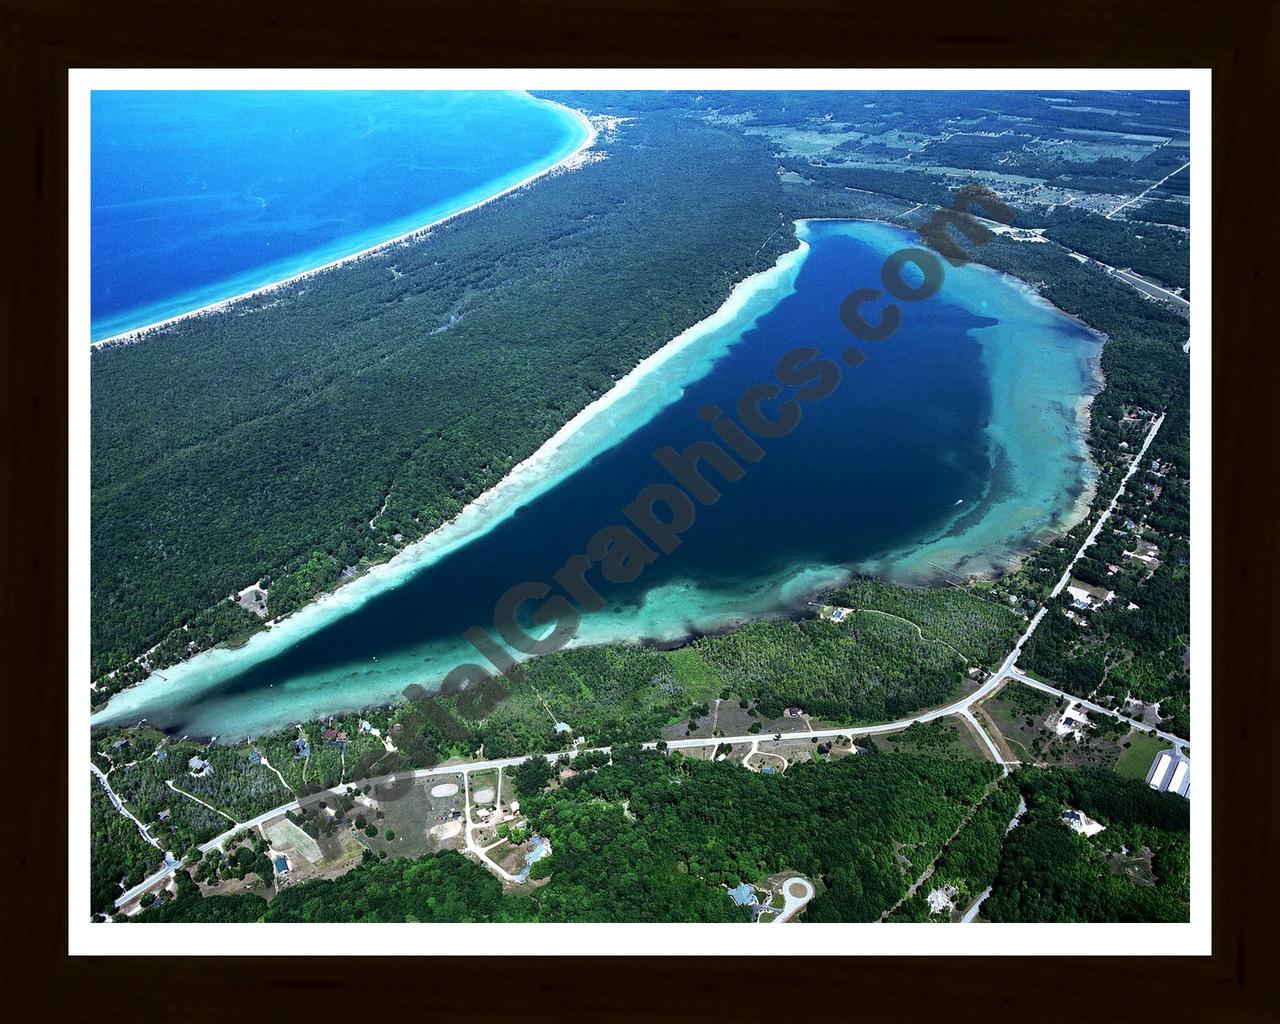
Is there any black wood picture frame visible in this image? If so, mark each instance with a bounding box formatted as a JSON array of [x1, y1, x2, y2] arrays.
[[2, 0, 1274, 1019]]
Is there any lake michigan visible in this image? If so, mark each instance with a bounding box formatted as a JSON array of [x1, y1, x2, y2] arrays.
[[90, 90, 588, 340]]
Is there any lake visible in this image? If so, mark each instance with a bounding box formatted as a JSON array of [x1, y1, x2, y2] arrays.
[[90, 90, 587, 340], [92, 219, 1101, 738]]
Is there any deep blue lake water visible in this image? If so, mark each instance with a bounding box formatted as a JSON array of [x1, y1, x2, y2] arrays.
[[95, 220, 1100, 738], [90, 90, 586, 340]]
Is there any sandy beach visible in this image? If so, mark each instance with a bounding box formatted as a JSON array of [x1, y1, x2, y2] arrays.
[[91, 98, 596, 349]]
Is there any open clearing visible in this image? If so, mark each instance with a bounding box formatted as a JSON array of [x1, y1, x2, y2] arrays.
[[1113, 731, 1172, 780]]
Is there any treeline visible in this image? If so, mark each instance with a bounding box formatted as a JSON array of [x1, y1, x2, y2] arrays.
[[1040, 207, 1189, 290], [127, 850, 531, 923], [1130, 198, 1190, 228], [694, 616, 963, 722]]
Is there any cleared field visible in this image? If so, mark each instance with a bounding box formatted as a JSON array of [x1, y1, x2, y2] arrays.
[[264, 817, 324, 864], [1114, 731, 1172, 781]]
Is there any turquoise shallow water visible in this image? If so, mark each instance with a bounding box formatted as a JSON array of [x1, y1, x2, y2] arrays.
[[90, 90, 587, 340], [93, 220, 1101, 738]]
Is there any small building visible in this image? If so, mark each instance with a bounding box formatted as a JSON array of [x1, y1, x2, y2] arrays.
[[153, 750, 167, 762], [784, 706, 804, 718], [247, 750, 263, 765], [1054, 704, 1091, 740], [274, 856, 289, 875], [553, 722, 572, 734], [1063, 808, 1106, 837], [726, 882, 756, 907], [926, 884, 958, 915], [188, 755, 210, 774], [1148, 751, 1175, 790]]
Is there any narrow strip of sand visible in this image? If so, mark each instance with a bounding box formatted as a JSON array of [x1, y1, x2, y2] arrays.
[[91, 97, 596, 349]]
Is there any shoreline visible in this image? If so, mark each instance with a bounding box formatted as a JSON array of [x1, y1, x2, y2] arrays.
[[91, 97, 596, 349], [92, 229, 811, 726], [93, 219, 1108, 738]]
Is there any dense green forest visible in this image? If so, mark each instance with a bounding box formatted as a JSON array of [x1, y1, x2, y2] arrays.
[[984, 766, 1190, 922], [887, 777, 1022, 922], [1038, 207, 1189, 290]]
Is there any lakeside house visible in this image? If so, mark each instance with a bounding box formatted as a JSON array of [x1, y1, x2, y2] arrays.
[[187, 755, 213, 777]]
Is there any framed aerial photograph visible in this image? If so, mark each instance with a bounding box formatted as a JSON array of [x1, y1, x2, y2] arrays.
[[5, 1, 1275, 1011], [69, 69, 1209, 955]]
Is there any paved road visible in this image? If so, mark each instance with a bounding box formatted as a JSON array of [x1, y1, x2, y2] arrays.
[[1050, 412, 1166, 602], [774, 877, 815, 923], [91, 762, 164, 852], [1106, 161, 1191, 220], [1110, 267, 1189, 309], [959, 887, 991, 924]]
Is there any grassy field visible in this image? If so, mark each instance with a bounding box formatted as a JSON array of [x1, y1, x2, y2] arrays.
[[1113, 730, 1172, 780]]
